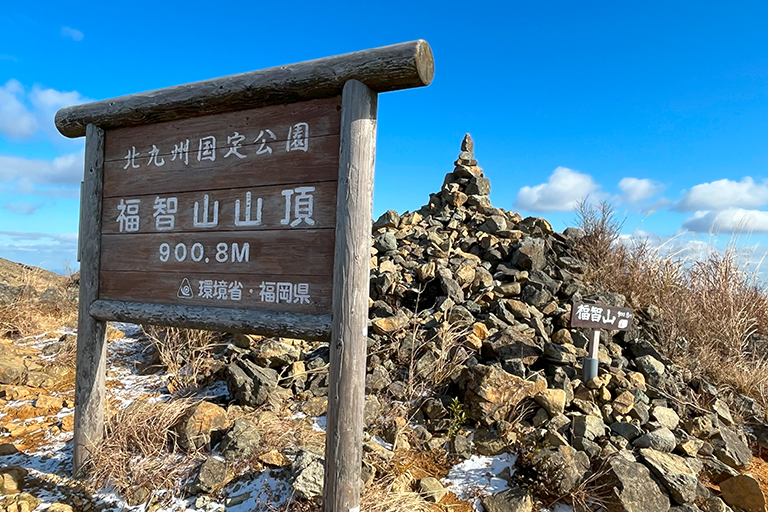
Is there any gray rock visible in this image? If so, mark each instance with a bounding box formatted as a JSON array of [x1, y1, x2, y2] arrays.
[[511, 238, 546, 271], [712, 426, 751, 468], [292, 451, 325, 501], [481, 215, 508, 235], [365, 366, 391, 393], [225, 360, 278, 408], [543, 343, 579, 364], [701, 497, 734, 512], [373, 210, 400, 229], [374, 232, 398, 253], [448, 305, 475, 325], [635, 355, 666, 379], [640, 448, 698, 505], [419, 477, 447, 503], [480, 485, 533, 512], [700, 456, 740, 484], [219, 418, 262, 460], [651, 406, 680, 431], [597, 455, 670, 512], [193, 457, 229, 493], [633, 427, 676, 452], [610, 422, 643, 441], [533, 445, 590, 495], [711, 399, 734, 426], [466, 176, 491, 196], [572, 414, 606, 441], [440, 272, 465, 304], [251, 339, 301, 368], [453, 434, 471, 459]]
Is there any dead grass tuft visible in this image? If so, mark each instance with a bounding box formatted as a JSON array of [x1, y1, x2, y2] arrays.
[[0, 266, 77, 339], [86, 398, 199, 498], [575, 199, 768, 408], [142, 326, 225, 393]]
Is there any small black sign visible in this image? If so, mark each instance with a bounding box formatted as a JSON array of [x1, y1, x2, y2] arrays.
[[570, 301, 634, 331]]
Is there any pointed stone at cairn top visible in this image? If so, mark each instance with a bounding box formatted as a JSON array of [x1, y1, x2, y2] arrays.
[[437, 134, 492, 209], [461, 133, 474, 154], [456, 133, 477, 166]]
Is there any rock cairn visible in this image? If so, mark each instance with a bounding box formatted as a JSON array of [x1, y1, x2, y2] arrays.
[[218, 134, 767, 512]]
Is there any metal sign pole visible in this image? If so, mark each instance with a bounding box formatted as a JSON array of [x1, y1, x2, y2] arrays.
[[582, 329, 600, 382]]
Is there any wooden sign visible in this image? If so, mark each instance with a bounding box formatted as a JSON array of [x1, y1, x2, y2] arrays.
[[56, 40, 434, 512], [98, 97, 341, 315], [570, 301, 634, 330]]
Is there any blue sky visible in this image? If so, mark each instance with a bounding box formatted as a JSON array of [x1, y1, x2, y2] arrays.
[[2, 1, 768, 272]]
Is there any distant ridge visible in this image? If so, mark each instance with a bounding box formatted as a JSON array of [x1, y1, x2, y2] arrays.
[[0, 256, 69, 290]]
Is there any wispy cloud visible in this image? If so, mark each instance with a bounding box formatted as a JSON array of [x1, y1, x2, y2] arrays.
[[60, 26, 84, 41], [618, 177, 664, 203], [0, 151, 83, 195], [515, 166, 599, 212], [0, 55, 18, 62], [3, 203, 42, 215], [0, 79, 90, 142], [0, 79, 38, 139], [0, 231, 78, 270]]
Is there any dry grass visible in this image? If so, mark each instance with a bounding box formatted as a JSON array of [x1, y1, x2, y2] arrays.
[[142, 326, 225, 393], [0, 267, 77, 339], [404, 321, 473, 400], [85, 398, 200, 500], [575, 200, 768, 408]]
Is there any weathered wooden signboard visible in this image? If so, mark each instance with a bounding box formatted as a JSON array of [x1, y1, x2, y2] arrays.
[[99, 97, 340, 315], [56, 40, 434, 512], [571, 301, 634, 382]]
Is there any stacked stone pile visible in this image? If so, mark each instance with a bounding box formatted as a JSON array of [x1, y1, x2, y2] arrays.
[[218, 135, 768, 511]]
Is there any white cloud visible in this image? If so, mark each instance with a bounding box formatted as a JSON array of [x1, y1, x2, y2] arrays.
[[0, 79, 90, 142], [60, 26, 84, 41], [618, 177, 664, 203], [0, 231, 78, 271], [0, 80, 37, 139], [683, 208, 768, 234], [515, 167, 598, 212], [3, 203, 41, 215], [677, 177, 768, 211], [0, 151, 83, 193]]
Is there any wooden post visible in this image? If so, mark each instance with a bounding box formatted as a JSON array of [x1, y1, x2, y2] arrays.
[[73, 124, 109, 475], [324, 80, 377, 512]]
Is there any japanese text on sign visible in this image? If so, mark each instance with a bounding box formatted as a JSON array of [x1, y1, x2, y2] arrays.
[[570, 301, 634, 331], [114, 187, 317, 233], [121, 122, 310, 170]]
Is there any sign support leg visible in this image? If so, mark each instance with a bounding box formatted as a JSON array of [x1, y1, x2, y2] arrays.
[[74, 124, 108, 475], [324, 80, 378, 512], [582, 329, 600, 383]]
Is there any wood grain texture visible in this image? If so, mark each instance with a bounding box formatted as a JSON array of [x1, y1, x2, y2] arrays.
[[324, 80, 378, 512], [89, 300, 332, 341], [74, 124, 108, 475], [101, 181, 337, 234], [99, 230, 335, 275], [103, 134, 340, 198], [99, 271, 332, 315], [103, 96, 341, 163], [56, 40, 433, 138]]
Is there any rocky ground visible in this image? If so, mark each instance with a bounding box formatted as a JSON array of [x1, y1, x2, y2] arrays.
[[3, 135, 768, 511]]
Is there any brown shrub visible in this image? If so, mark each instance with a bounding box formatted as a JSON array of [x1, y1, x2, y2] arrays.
[[574, 200, 768, 407], [142, 326, 225, 393], [86, 398, 199, 499]]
